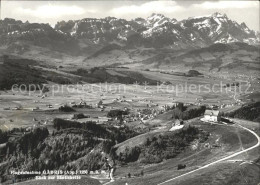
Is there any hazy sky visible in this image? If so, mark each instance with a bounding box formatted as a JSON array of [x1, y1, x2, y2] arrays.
[[1, 1, 259, 31]]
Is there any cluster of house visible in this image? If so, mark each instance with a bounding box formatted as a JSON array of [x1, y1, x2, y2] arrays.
[[113, 97, 128, 103], [120, 104, 178, 124], [71, 100, 108, 110], [159, 104, 174, 112], [70, 101, 94, 109], [168, 109, 221, 132], [122, 109, 157, 123]]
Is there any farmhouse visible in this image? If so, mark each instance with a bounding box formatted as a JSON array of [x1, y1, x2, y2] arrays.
[[172, 119, 183, 127], [203, 110, 221, 122], [169, 119, 184, 131]]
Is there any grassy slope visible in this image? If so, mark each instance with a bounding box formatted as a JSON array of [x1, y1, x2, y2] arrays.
[[120, 43, 260, 77], [110, 120, 258, 185]]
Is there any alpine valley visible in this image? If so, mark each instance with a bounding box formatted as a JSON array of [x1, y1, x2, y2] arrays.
[[0, 12, 259, 76], [0, 12, 260, 185]]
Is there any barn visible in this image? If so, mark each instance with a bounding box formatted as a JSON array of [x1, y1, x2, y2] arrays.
[[204, 110, 221, 122]]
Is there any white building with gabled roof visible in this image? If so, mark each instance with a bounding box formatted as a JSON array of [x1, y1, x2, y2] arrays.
[[204, 110, 221, 122]]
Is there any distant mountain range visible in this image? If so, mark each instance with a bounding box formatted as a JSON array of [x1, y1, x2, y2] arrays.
[[0, 12, 259, 74], [0, 12, 259, 50]]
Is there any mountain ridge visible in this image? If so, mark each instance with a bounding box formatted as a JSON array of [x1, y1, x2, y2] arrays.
[[1, 12, 259, 50], [0, 12, 259, 69]]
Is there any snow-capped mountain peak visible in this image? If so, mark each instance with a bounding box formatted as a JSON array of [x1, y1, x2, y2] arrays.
[[211, 12, 227, 18], [146, 13, 171, 27], [0, 13, 259, 51], [148, 13, 165, 20]]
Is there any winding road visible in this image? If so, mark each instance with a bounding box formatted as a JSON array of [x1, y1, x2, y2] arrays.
[[158, 121, 260, 185]]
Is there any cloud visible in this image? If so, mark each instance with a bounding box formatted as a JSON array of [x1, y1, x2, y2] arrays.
[[111, 1, 184, 15], [16, 5, 94, 19], [193, 1, 259, 9]]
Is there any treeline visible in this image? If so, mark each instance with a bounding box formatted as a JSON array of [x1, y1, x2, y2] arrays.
[[53, 118, 109, 137], [72, 67, 159, 85], [0, 56, 74, 91], [186, 70, 203, 77], [0, 128, 110, 182], [36, 129, 104, 171], [0, 127, 49, 182], [5, 127, 49, 156], [107, 109, 129, 118], [58, 105, 76, 112], [114, 126, 209, 164], [224, 102, 260, 122], [172, 105, 206, 120], [0, 126, 115, 183], [0, 59, 46, 90], [108, 126, 139, 144], [72, 113, 90, 119], [0, 129, 9, 144], [46, 75, 72, 84], [0, 128, 30, 144], [0, 119, 142, 183], [53, 118, 139, 143]]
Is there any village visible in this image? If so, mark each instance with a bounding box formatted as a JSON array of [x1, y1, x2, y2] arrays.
[[0, 78, 242, 134], [0, 92, 231, 134]]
